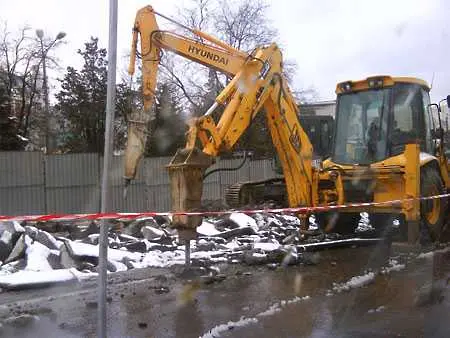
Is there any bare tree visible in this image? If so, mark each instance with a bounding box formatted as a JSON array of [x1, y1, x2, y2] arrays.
[[0, 23, 63, 150], [213, 0, 277, 50], [157, 0, 298, 114], [155, 0, 214, 116]]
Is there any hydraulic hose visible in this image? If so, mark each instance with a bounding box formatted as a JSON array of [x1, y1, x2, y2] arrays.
[[203, 151, 248, 179]]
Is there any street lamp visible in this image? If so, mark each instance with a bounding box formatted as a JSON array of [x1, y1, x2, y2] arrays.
[[35, 29, 66, 153]]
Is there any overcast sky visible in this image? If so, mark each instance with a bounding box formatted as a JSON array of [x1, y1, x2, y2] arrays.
[[1, 0, 449, 102]]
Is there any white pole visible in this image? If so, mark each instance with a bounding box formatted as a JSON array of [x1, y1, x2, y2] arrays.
[[98, 1, 118, 337]]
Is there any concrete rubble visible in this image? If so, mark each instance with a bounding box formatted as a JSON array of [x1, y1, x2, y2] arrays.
[[0, 212, 373, 290]]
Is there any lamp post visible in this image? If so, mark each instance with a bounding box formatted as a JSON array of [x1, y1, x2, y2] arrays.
[[35, 29, 66, 153]]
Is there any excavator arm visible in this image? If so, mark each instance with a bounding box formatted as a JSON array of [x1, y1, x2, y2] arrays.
[[124, 5, 247, 180], [184, 44, 314, 207], [124, 6, 334, 241]]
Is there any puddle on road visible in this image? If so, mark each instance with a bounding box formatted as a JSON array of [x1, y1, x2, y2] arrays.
[[1, 244, 448, 338]]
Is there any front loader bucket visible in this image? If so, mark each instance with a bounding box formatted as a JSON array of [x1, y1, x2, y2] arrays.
[[166, 148, 213, 240]]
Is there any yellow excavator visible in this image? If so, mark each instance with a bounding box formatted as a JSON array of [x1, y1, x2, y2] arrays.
[[124, 5, 449, 247]]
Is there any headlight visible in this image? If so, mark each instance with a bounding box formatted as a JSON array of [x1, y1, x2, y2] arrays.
[[340, 81, 352, 92], [368, 78, 384, 88]]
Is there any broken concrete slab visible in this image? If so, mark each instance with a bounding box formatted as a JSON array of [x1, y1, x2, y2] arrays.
[[4, 234, 27, 264], [244, 252, 268, 265], [153, 215, 171, 227], [229, 213, 258, 231], [64, 240, 142, 262], [35, 230, 61, 250], [197, 221, 221, 237], [0, 269, 78, 290], [253, 242, 281, 252], [107, 260, 128, 273], [69, 222, 99, 240], [0, 221, 25, 262], [123, 218, 158, 238], [0, 221, 25, 238], [59, 243, 81, 270], [125, 240, 149, 253], [214, 226, 257, 240], [141, 225, 165, 241]]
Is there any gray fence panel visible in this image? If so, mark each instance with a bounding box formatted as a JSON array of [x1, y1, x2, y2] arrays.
[[0, 153, 279, 216], [45, 154, 100, 213], [45, 154, 99, 187], [0, 152, 45, 215], [249, 159, 277, 180], [46, 186, 100, 214], [0, 187, 45, 215], [144, 157, 171, 186], [110, 185, 147, 212], [202, 182, 222, 201], [146, 185, 171, 212], [0, 152, 44, 187]]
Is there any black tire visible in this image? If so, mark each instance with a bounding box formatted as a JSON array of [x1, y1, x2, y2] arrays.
[[420, 166, 448, 242], [315, 212, 360, 235]]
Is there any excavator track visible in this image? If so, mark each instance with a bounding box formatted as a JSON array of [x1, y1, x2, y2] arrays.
[[225, 178, 286, 208]]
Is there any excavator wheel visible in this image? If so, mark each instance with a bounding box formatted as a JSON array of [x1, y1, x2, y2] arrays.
[[315, 212, 360, 235], [420, 166, 448, 243]]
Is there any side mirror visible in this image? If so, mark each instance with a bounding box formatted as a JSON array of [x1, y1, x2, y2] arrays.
[[428, 103, 441, 113], [447, 95, 450, 109]]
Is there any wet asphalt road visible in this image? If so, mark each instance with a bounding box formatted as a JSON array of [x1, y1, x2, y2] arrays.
[[0, 241, 449, 338]]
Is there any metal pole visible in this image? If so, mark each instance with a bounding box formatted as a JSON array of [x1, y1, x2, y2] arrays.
[[185, 240, 191, 266], [98, 1, 118, 337], [40, 40, 51, 153]]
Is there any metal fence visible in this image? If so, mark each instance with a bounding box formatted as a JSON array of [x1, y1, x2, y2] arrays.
[[0, 152, 277, 216]]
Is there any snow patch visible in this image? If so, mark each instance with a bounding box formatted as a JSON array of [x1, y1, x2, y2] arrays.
[[230, 213, 258, 231], [224, 239, 241, 250], [25, 241, 52, 271], [416, 246, 450, 260], [253, 242, 280, 252], [141, 250, 185, 268], [368, 305, 386, 313], [1, 230, 12, 243], [17, 134, 29, 142], [257, 303, 281, 317], [381, 259, 405, 274], [281, 215, 301, 225], [267, 216, 282, 227], [333, 272, 376, 293], [200, 317, 258, 338], [140, 248, 228, 268], [356, 212, 374, 232], [109, 260, 128, 272], [197, 221, 221, 236], [200, 295, 311, 337], [67, 240, 142, 262], [0, 268, 85, 288]]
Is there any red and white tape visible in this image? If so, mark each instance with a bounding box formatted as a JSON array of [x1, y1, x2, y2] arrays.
[[0, 193, 449, 223]]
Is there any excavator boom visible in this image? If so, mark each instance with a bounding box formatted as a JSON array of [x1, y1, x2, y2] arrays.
[[124, 5, 334, 242], [124, 5, 246, 181]]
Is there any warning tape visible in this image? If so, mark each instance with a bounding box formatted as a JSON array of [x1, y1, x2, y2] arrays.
[[0, 193, 449, 223]]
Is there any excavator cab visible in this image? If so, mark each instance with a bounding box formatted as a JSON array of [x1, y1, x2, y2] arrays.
[[322, 76, 449, 243], [332, 77, 434, 165]]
